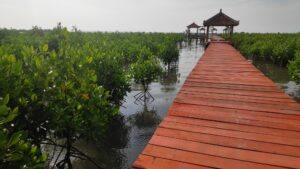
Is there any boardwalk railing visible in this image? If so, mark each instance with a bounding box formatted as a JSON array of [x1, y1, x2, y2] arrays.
[[132, 40, 300, 169]]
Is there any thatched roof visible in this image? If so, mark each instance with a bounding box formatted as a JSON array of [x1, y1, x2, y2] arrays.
[[203, 9, 239, 26], [187, 22, 200, 28]]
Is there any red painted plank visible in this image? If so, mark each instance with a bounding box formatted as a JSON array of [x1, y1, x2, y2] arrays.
[[149, 135, 300, 168], [178, 92, 300, 106], [155, 128, 300, 157], [169, 110, 300, 132], [142, 145, 283, 169], [170, 103, 300, 124], [160, 121, 300, 147], [164, 116, 300, 138], [133, 155, 212, 169]]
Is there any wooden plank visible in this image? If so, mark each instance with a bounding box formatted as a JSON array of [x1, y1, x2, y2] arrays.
[[164, 116, 300, 138], [159, 121, 300, 147], [149, 135, 300, 168], [178, 92, 300, 106], [155, 128, 300, 157], [180, 87, 291, 99], [142, 145, 283, 169], [174, 97, 300, 115], [170, 103, 300, 122], [169, 110, 300, 132], [133, 155, 212, 169]]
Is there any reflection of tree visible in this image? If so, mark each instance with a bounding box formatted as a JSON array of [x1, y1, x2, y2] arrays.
[[48, 114, 130, 169], [160, 66, 179, 85], [160, 65, 179, 92], [94, 114, 130, 169], [100, 114, 130, 149], [128, 103, 161, 129]]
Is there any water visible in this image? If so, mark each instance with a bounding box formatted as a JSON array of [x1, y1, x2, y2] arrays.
[[120, 42, 204, 167], [71, 41, 205, 169], [252, 60, 300, 101]]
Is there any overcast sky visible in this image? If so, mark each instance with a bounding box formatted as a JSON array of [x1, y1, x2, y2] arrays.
[[0, 0, 299, 33]]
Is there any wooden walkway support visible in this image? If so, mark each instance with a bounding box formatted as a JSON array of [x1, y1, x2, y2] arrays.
[[132, 40, 300, 169]]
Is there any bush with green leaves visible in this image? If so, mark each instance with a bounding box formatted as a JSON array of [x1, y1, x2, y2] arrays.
[[288, 50, 300, 83], [159, 42, 179, 69], [0, 95, 46, 169], [131, 48, 162, 92]]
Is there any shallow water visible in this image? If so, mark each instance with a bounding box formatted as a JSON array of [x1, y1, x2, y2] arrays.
[[120, 42, 205, 168], [252, 60, 300, 101]]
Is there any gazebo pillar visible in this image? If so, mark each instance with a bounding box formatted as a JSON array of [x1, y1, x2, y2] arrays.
[[206, 26, 209, 42], [229, 26, 234, 39]]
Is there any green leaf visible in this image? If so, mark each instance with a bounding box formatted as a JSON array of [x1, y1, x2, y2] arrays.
[[87, 57, 93, 63], [4, 111, 18, 123], [8, 131, 23, 146], [42, 44, 48, 52], [6, 152, 23, 161], [77, 104, 82, 110], [12, 107, 19, 114], [3, 94, 9, 105], [35, 56, 41, 68], [0, 105, 9, 116], [91, 74, 97, 82], [41, 153, 47, 161], [30, 145, 37, 155], [31, 94, 37, 102]]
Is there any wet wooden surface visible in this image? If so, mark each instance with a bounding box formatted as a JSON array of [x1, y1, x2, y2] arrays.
[[132, 41, 300, 169]]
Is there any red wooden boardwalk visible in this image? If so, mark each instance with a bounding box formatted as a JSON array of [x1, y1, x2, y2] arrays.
[[132, 41, 300, 169]]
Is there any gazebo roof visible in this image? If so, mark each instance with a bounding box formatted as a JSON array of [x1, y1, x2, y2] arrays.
[[187, 22, 200, 28], [203, 9, 239, 26]]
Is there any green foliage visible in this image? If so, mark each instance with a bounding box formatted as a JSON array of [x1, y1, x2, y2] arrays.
[[159, 42, 179, 69], [289, 51, 300, 83], [0, 95, 46, 169], [131, 54, 162, 92]]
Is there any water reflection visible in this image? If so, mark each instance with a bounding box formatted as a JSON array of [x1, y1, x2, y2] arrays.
[[160, 66, 180, 92], [128, 103, 161, 129], [252, 59, 300, 101], [72, 114, 130, 169]]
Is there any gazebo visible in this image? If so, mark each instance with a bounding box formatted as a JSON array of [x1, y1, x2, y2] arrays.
[[187, 22, 200, 33], [186, 22, 200, 39], [199, 27, 206, 33], [212, 27, 217, 35], [203, 9, 239, 42]]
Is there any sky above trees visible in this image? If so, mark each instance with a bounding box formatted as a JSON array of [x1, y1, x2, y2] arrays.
[[0, 0, 299, 33]]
